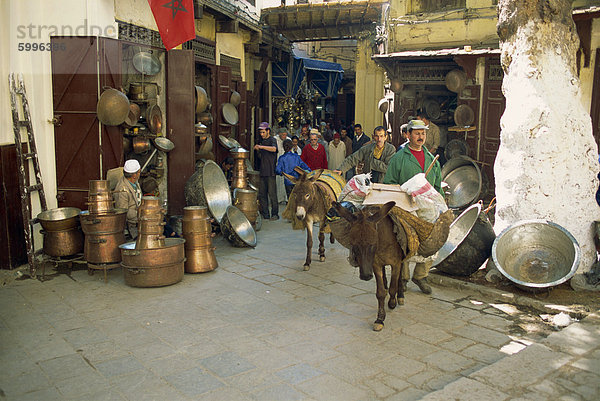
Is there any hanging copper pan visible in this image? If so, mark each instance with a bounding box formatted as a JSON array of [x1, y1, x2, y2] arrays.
[[146, 104, 163, 134], [132, 136, 150, 154], [198, 112, 213, 125], [97, 87, 130, 126], [222, 103, 239, 125], [123, 103, 141, 127], [445, 69, 467, 93], [132, 52, 161, 75], [195, 86, 209, 114], [454, 104, 475, 126], [230, 91, 241, 107]]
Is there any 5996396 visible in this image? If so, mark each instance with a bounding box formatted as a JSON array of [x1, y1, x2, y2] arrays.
[[17, 42, 66, 52]]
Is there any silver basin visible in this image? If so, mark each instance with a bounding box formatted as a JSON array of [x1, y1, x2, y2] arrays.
[[433, 203, 479, 266], [441, 156, 482, 209], [221, 205, 257, 247], [492, 220, 580, 289]]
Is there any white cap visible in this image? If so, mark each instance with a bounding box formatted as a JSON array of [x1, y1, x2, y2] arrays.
[[124, 159, 141, 173]]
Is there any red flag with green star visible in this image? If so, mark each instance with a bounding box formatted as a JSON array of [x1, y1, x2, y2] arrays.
[[148, 0, 195, 50]]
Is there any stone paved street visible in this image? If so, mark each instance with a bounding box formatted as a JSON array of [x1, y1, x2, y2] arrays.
[[1, 217, 599, 400]]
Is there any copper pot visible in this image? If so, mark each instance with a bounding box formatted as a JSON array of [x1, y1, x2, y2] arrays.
[[120, 238, 186, 287], [42, 228, 84, 257], [84, 231, 126, 264], [87, 193, 113, 202], [138, 220, 165, 235], [124, 103, 141, 127], [182, 218, 212, 234], [233, 188, 259, 225], [136, 234, 165, 249], [183, 206, 209, 219], [146, 104, 162, 134], [37, 207, 81, 231], [133, 136, 150, 154], [80, 209, 127, 235], [89, 180, 111, 195], [197, 111, 213, 125], [87, 199, 115, 214], [184, 247, 218, 273], [183, 232, 215, 248]]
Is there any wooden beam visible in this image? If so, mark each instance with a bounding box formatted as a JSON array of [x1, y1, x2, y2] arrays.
[[253, 58, 269, 104]]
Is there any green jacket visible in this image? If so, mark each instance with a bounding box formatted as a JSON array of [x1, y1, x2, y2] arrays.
[[337, 142, 396, 183], [383, 145, 443, 195]]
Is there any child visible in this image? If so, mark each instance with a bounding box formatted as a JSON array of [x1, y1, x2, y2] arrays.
[[275, 139, 311, 198]]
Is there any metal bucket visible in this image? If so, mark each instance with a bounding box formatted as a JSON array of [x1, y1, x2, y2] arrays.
[[185, 247, 218, 273], [441, 156, 482, 209], [120, 238, 185, 287], [184, 160, 232, 223], [220, 205, 257, 247], [432, 203, 496, 276], [492, 220, 580, 290]]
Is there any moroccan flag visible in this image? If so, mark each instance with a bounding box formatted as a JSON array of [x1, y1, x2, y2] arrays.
[[148, 0, 195, 50]]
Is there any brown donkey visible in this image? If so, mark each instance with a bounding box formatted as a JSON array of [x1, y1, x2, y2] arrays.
[[332, 201, 405, 331], [282, 169, 336, 271]]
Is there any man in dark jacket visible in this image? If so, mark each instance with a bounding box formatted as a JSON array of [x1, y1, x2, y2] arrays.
[[276, 139, 311, 198], [254, 122, 279, 220]]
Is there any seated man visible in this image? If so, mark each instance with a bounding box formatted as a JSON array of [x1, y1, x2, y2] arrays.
[[113, 159, 142, 239]]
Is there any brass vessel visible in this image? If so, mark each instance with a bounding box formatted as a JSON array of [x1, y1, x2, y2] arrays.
[[120, 238, 186, 287], [233, 188, 259, 226], [42, 227, 84, 257], [182, 205, 218, 273], [230, 148, 249, 189]]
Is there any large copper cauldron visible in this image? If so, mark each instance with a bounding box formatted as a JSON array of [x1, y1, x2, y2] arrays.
[[37, 207, 80, 231], [80, 209, 127, 264], [120, 238, 186, 287], [42, 228, 84, 257], [182, 206, 218, 273]]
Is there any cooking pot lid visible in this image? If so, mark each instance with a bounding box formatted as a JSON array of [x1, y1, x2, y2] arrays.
[[423, 98, 441, 120], [445, 69, 467, 93], [195, 86, 209, 114], [153, 137, 174, 152], [132, 52, 161, 75], [146, 104, 163, 134], [218, 135, 235, 149], [444, 139, 470, 160], [222, 103, 239, 125]]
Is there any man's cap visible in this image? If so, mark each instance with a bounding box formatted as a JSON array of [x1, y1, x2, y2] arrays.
[[258, 122, 270, 130], [124, 159, 141, 173], [310, 128, 320, 135], [333, 132, 341, 139], [407, 119, 429, 131]]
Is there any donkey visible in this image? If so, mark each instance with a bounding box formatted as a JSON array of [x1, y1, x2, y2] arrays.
[[282, 169, 336, 271], [332, 201, 405, 331]]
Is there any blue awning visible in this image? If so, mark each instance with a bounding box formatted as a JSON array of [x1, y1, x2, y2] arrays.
[[288, 57, 344, 98], [302, 58, 344, 73]]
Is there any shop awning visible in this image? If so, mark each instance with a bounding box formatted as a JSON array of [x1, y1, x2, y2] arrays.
[[261, 0, 387, 42], [272, 57, 344, 98]]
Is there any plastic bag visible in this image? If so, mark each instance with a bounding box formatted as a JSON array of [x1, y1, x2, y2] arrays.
[[339, 173, 373, 206], [400, 173, 447, 222]]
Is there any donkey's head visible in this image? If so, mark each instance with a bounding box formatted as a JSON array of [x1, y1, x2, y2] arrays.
[[283, 169, 323, 220], [332, 201, 396, 281]]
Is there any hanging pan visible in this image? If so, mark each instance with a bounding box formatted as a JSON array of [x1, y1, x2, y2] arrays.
[[222, 103, 239, 125], [132, 52, 161, 75], [454, 104, 475, 126], [445, 69, 467, 93], [97, 87, 130, 126], [195, 86, 209, 114], [230, 91, 241, 107], [146, 103, 163, 134]]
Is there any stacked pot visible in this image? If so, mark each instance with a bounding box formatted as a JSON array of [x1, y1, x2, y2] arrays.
[[80, 180, 127, 267], [38, 207, 84, 258], [182, 206, 217, 273], [120, 196, 186, 287], [136, 196, 166, 249], [230, 148, 250, 189], [233, 188, 259, 228]]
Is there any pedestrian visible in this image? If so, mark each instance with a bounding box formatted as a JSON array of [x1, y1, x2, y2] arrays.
[[254, 122, 279, 221], [417, 109, 440, 155], [301, 130, 328, 171], [290, 135, 302, 156], [352, 123, 370, 153], [276, 139, 311, 199], [383, 119, 443, 294], [113, 159, 142, 240], [275, 128, 289, 204], [328, 132, 346, 170], [334, 126, 396, 183], [340, 127, 353, 157], [397, 123, 409, 151]]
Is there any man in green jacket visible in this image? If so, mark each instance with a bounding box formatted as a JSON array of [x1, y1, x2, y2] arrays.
[[383, 119, 443, 294], [333, 126, 396, 183]]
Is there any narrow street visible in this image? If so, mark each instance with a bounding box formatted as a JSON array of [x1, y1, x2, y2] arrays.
[[1, 219, 599, 400]]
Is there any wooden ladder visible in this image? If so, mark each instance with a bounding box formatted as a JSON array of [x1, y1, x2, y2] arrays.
[[9, 73, 48, 277]]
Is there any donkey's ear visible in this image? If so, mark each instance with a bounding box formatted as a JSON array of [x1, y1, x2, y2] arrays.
[[293, 166, 309, 176], [367, 201, 396, 224], [283, 172, 298, 185], [309, 169, 323, 182], [332, 201, 357, 223]]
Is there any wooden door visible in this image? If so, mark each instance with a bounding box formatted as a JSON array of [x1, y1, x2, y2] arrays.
[[166, 50, 195, 215], [51, 36, 101, 209], [236, 81, 250, 150]]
